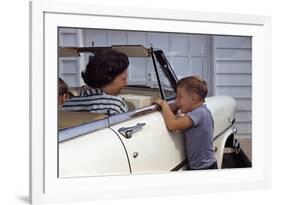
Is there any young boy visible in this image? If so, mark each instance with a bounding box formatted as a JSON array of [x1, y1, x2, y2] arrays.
[[153, 76, 217, 170], [58, 77, 69, 107]]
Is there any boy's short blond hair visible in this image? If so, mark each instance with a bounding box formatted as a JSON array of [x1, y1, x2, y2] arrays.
[[177, 75, 208, 100]]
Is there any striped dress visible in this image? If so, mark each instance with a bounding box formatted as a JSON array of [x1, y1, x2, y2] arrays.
[[62, 87, 128, 115]]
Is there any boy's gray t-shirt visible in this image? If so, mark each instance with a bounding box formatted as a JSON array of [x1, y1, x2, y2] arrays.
[[185, 104, 215, 169]]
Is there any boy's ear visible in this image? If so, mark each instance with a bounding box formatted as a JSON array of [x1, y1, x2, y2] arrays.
[[190, 93, 195, 102], [191, 93, 200, 103]]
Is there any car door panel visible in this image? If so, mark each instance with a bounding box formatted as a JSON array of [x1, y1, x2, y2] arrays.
[[110, 111, 186, 174], [59, 128, 130, 177]]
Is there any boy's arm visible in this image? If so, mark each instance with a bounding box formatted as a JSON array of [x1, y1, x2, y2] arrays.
[[153, 99, 193, 131], [168, 101, 179, 112]]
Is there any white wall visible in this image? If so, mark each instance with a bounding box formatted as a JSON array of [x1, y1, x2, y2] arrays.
[[213, 36, 252, 138], [60, 28, 213, 92], [59, 28, 83, 87]]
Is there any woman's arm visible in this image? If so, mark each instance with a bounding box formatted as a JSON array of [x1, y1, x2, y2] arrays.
[[153, 99, 193, 131]]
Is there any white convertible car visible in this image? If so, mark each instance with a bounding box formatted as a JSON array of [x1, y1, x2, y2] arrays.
[[58, 45, 249, 178]]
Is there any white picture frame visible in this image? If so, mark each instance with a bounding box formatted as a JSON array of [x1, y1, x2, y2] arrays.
[[30, 0, 272, 204]]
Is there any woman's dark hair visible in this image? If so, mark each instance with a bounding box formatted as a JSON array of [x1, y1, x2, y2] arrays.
[[81, 49, 129, 88]]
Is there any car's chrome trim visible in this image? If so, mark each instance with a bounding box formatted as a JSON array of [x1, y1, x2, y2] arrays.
[[170, 158, 187, 171], [153, 50, 178, 91], [58, 100, 182, 143], [213, 123, 234, 141], [107, 110, 136, 125], [118, 123, 146, 138], [58, 107, 158, 143], [151, 49, 165, 99], [59, 107, 235, 143], [59, 118, 109, 142]]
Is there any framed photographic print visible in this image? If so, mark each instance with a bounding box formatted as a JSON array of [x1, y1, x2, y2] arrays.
[[30, 0, 271, 204]]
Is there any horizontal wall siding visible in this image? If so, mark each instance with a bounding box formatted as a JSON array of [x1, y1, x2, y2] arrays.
[[214, 36, 252, 139], [216, 87, 251, 98], [235, 111, 251, 122], [216, 61, 252, 74], [216, 49, 251, 61], [59, 28, 82, 87], [215, 36, 251, 48], [216, 74, 251, 86]]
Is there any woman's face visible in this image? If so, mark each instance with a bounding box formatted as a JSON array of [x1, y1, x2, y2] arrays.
[[105, 69, 128, 95]]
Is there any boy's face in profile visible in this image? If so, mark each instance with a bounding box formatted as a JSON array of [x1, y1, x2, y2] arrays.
[[175, 87, 194, 113]]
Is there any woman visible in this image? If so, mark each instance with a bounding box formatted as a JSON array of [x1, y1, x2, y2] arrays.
[[62, 49, 129, 115]]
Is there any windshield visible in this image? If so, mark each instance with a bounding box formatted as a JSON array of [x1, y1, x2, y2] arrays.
[[125, 50, 177, 101], [152, 53, 176, 100]]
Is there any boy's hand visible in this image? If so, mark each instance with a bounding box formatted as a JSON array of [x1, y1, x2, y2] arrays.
[[152, 98, 165, 107], [151, 99, 165, 111], [152, 99, 179, 112]]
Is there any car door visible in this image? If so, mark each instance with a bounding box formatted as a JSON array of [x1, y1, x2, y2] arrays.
[[59, 128, 131, 177], [59, 112, 131, 178], [109, 111, 186, 174]]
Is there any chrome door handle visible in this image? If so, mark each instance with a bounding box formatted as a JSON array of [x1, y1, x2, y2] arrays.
[[118, 123, 146, 138]]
